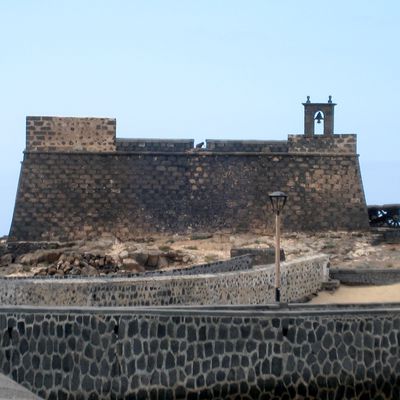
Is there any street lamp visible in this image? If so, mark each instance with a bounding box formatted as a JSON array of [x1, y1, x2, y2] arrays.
[[268, 191, 288, 303]]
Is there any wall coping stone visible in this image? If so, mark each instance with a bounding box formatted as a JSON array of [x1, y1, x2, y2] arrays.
[[1, 302, 400, 318]]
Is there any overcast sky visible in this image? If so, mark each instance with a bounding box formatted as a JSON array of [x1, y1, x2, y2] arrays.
[[1, 1, 399, 235]]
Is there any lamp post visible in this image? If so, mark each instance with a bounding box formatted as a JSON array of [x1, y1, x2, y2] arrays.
[[268, 191, 288, 303]]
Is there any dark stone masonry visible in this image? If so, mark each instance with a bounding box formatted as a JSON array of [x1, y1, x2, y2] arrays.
[[8, 98, 369, 242], [1, 304, 400, 399]]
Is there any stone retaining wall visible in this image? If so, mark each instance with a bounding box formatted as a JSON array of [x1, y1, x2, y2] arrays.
[[0, 256, 327, 307], [330, 268, 400, 286], [1, 303, 400, 399]]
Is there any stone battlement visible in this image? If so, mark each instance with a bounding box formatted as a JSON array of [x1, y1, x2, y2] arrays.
[[26, 116, 357, 155], [26, 116, 116, 152]]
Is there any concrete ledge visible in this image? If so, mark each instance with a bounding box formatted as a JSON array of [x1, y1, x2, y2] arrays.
[[0, 373, 41, 400], [330, 268, 400, 285], [2, 301, 400, 317]]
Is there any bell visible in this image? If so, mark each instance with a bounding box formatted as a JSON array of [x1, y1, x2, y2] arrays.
[[314, 111, 324, 124]]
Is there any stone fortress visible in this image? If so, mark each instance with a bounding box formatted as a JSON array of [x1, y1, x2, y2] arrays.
[[2, 98, 400, 399], [9, 97, 369, 242]]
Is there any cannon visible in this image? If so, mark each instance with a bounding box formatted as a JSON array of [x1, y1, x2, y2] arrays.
[[368, 204, 400, 228]]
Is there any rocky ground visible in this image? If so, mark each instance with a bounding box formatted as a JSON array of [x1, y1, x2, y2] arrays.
[[0, 229, 399, 277]]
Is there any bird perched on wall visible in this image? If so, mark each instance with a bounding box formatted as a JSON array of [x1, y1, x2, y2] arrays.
[[195, 142, 204, 149]]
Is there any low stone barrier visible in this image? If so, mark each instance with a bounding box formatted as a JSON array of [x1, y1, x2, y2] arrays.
[[230, 247, 285, 265], [1, 303, 399, 399], [383, 230, 400, 244], [0, 255, 327, 307], [330, 268, 400, 285], [116, 138, 194, 152]]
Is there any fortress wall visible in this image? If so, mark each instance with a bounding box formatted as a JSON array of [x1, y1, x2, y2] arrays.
[[9, 150, 368, 242], [26, 117, 116, 152], [0, 255, 326, 307], [116, 138, 194, 152], [205, 140, 288, 152], [1, 304, 400, 399]]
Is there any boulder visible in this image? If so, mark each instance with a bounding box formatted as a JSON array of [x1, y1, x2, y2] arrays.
[[0, 253, 13, 266], [118, 250, 129, 260], [121, 258, 145, 272], [158, 256, 169, 268], [165, 251, 184, 262], [47, 266, 57, 276], [81, 265, 99, 276], [18, 249, 62, 265], [132, 252, 148, 265], [146, 253, 159, 268], [68, 267, 81, 275]]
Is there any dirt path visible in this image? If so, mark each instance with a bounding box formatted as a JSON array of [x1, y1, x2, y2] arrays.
[[310, 283, 400, 304]]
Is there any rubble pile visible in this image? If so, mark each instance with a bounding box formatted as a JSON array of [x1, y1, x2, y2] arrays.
[[0, 239, 193, 277]]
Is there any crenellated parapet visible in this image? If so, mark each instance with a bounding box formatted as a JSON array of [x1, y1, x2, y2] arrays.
[[25, 101, 356, 156]]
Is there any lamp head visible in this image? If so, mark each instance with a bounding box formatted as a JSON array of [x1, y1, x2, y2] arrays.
[[268, 191, 288, 214]]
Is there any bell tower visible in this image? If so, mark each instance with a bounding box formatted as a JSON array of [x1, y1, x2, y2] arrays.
[[303, 96, 336, 136]]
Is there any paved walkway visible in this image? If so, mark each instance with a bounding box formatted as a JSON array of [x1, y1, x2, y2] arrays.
[[310, 282, 400, 304], [0, 373, 41, 399]]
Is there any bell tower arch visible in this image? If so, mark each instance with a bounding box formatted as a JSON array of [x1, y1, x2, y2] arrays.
[[303, 96, 336, 136]]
